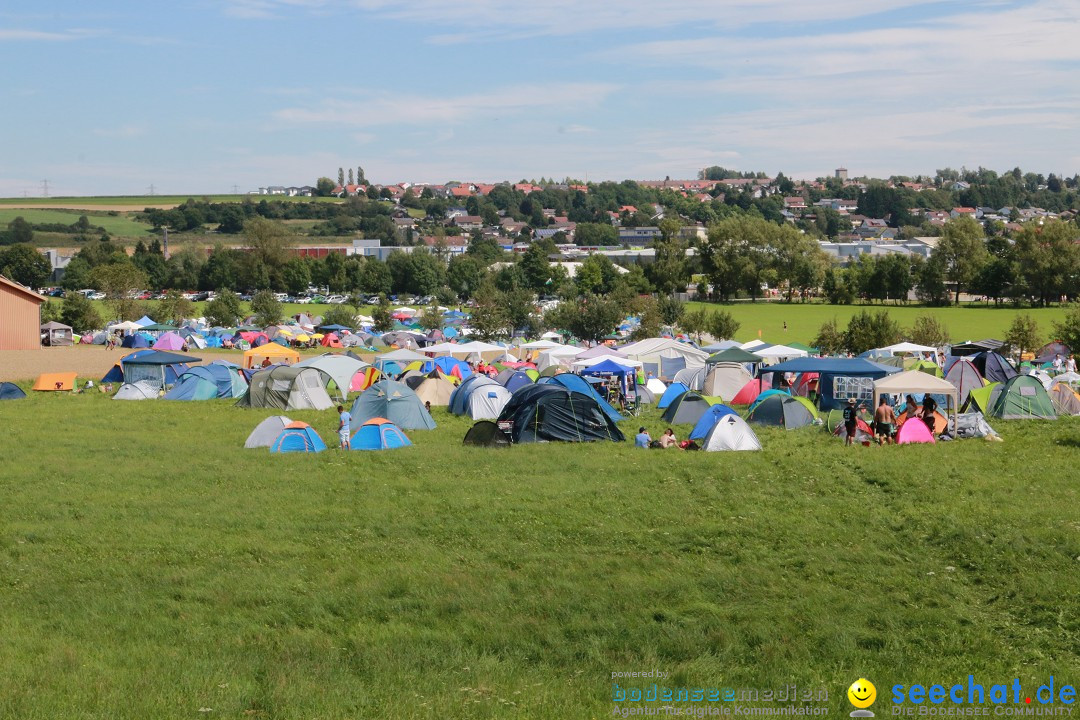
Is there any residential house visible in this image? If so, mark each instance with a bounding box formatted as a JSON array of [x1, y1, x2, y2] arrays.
[[451, 215, 484, 231]]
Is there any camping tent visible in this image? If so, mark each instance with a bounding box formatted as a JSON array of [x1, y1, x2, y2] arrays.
[[495, 384, 624, 443], [833, 417, 875, 444], [1035, 341, 1071, 364], [349, 380, 436, 430], [235, 365, 335, 410], [163, 365, 247, 400], [113, 380, 159, 400], [40, 321, 73, 346], [32, 372, 77, 391], [294, 353, 369, 400], [645, 378, 667, 397], [897, 418, 936, 444], [619, 337, 709, 369], [351, 417, 412, 450], [0, 382, 27, 400], [449, 375, 499, 415], [463, 420, 513, 447], [960, 351, 1016, 384], [987, 375, 1057, 420], [661, 391, 717, 425], [495, 369, 534, 393], [657, 382, 689, 409], [245, 415, 293, 448], [1049, 382, 1080, 415], [269, 421, 327, 453], [746, 394, 818, 429], [542, 373, 622, 422], [110, 349, 197, 390], [243, 344, 300, 369], [700, 414, 762, 451], [701, 362, 754, 402], [689, 403, 739, 440], [463, 382, 512, 420], [152, 332, 187, 351], [413, 376, 456, 406]]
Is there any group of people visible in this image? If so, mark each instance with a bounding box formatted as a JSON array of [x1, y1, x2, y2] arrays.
[[635, 427, 696, 450], [843, 394, 940, 446]]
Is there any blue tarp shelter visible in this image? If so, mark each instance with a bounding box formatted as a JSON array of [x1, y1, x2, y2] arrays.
[[759, 358, 899, 410]]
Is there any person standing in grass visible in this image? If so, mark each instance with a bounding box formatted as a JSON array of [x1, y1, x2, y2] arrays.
[[843, 397, 859, 446], [874, 395, 896, 445], [337, 404, 352, 450]]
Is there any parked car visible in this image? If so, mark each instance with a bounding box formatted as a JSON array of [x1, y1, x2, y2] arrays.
[[89, 292, 106, 301]]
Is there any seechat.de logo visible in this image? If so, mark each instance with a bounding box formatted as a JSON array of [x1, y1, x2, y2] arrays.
[[849, 678, 878, 718]]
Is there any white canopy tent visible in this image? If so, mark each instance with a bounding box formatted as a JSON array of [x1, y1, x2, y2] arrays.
[[880, 342, 938, 355], [873, 369, 959, 424], [571, 354, 644, 369], [754, 344, 809, 362]]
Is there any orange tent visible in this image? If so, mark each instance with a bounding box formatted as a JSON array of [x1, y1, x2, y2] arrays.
[[33, 372, 77, 391], [243, 344, 300, 369]]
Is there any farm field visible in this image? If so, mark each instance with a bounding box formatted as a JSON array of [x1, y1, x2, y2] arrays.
[[1, 382, 1078, 718], [686, 301, 1071, 346], [0, 208, 152, 238], [0, 195, 346, 209]]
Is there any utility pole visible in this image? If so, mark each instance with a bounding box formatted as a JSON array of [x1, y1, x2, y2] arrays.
[[41, 179, 50, 197]]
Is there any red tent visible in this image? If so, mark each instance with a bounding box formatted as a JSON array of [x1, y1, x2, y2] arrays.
[[320, 332, 343, 348], [731, 378, 765, 405]]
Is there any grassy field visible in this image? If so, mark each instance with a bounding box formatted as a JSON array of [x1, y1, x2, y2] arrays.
[[1, 385, 1078, 719], [687, 301, 1071, 346], [0, 207, 152, 237]]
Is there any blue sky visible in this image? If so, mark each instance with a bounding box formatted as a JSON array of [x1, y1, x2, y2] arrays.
[[1, 0, 1078, 196]]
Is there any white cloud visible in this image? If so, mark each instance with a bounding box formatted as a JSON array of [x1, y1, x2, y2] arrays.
[[273, 82, 619, 127], [223, 0, 947, 38], [0, 28, 99, 41]]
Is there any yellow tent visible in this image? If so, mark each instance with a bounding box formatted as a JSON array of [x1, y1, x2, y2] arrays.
[[243, 344, 300, 369]]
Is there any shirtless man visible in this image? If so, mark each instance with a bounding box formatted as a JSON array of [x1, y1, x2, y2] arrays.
[[874, 396, 896, 445]]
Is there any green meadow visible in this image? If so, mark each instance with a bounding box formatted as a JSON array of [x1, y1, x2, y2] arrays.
[[686, 301, 1071, 346], [1, 387, 1078, 719], [0, 195, 345, 207], [0, 208, 152, 238]]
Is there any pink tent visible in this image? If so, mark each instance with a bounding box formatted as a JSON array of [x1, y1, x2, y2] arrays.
[[897, 418, 935, 444], [153, 332, 186, 351]]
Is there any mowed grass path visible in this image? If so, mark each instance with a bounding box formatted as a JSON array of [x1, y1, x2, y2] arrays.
[[1, 390, 1078, 718], [686, 301, 1071, 346]]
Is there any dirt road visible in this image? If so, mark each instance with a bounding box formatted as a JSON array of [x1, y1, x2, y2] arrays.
[[0, 347, 243, 382]]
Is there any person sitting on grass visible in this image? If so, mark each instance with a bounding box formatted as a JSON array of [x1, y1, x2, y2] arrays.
[[658, 428, 678, 449], [635, 426, 651, 449], [337, 404, 352, 450]]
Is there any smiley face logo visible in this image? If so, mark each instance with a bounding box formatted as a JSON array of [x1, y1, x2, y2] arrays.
[[848, 679, 877, 709]]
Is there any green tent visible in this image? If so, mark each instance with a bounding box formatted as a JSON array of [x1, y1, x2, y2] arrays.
[[987, 375, 1057, 420], [964, 382, 999, 414]]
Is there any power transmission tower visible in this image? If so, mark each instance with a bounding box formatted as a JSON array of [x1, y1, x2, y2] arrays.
[[41, 179, 50, 197], [232, 184, 240, 194], [147, 184, 156, 196]]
